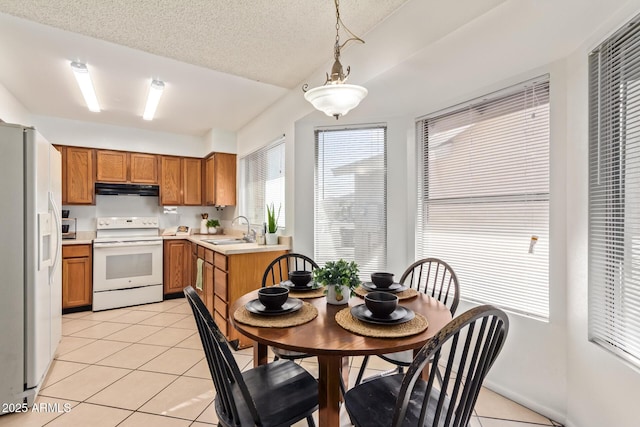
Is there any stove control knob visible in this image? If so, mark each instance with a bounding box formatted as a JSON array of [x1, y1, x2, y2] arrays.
[[99, 220, 104, 226]]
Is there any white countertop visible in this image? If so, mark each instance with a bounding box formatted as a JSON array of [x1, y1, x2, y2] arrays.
[[62, 231, 292, 255], [169, 233, 292, 255]]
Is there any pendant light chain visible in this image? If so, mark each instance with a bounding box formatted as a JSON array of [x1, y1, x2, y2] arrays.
[[301, 0, 369, 119]]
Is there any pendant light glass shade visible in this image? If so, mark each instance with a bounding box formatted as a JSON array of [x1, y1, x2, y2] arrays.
[[304, 84, 368, 118]]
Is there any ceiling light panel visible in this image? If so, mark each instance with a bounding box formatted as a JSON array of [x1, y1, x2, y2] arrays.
[[143, 79, 165, 121], [70, 61, 100, 112]]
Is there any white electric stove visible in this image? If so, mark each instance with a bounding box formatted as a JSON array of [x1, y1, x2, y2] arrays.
[[92, 217, 163, 311]]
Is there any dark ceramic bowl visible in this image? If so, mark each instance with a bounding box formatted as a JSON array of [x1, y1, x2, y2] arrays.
[[62, 210, 70, 218], [258, 287, 289, 310], [289, 270, 313, 287], [365, 292, 398, 318], [62, 224, 69, 233], [371, 272, 394, 288]]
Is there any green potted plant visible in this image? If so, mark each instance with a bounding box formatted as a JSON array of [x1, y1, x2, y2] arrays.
[[206, 219, 220, 234], [313, 259, 360, 305], [265, 203, 281, 245]]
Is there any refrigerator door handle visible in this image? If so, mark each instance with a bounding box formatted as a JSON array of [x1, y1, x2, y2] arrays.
[[48, 191, 61, 284]]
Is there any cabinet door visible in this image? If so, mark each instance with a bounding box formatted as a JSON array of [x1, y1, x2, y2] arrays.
[[66, 147, 94, 204], [62, 245, 92, 309], [204, 260, 214, 315], [163, 240, 190, 295], [53, 145, 67, 204], [214, 153, 236, 206], [160, 156, 182, 205], [205, 156, 215, 205], [130, 153, 158, 184], [96, 150, 128, 182], [182, 158, 202, 206]]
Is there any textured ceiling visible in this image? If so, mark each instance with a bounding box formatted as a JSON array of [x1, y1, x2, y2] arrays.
[[0, 0, 408, 89]]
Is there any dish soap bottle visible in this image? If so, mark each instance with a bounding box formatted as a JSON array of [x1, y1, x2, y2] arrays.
[[200, 213, 209, 235]]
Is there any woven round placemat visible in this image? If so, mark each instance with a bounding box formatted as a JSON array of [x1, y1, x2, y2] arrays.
[[234, 302, 318, 328], [354, 285, 419, 301], [335, 307, 428, 338], [288, 286, 326, 299]]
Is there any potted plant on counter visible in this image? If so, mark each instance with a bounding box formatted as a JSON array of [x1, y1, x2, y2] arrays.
[[313, 259, 360, 305], [265, 203, 281, 245], [206, 219, 220, 234]]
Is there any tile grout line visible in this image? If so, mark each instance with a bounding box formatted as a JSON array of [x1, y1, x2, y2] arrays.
[[51, 299, 210, 424]]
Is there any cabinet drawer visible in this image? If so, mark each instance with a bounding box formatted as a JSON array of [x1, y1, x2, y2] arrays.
[[214, 252, 227, 271], [204, 248, 214, 264], [214, 296, 227, 317], [214, 310, 227, 336], [214, 268, 228, 299], [197, 245, 205, 259], [62, 244, 91, 258], [192, 242, 198, 255]]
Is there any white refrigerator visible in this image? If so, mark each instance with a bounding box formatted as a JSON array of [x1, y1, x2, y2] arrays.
[[0, 123, 62, 408]]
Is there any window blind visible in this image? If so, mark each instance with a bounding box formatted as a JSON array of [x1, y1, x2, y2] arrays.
[[239, 137, 285, 227], [314, 126, 387, 278], [416, 78, 550, 319], [589, 16, 640, 367]]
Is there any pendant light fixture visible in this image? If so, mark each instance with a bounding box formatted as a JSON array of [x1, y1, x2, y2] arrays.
[[303, 0, 368, 119]]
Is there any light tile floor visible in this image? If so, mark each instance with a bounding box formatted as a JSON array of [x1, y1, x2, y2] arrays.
[[0, 298, 563, 427]]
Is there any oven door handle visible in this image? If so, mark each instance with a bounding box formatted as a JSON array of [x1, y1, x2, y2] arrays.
[[93, 241, 163, 248]]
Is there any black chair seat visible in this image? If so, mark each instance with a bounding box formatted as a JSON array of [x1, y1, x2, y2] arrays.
[[345, 305, 509, 427], [219, 359, 318, 427], [184, 286, 318, 427], [345, 374, 449, 427]]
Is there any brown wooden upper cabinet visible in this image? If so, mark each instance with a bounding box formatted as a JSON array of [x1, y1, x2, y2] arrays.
[[160, 156, 202, 206], [96, 150, 158, 184], [205, 152, 236, 206], [65, 146, 95, 205]]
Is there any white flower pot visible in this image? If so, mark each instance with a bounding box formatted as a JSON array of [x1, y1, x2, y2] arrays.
[[265, 233, 278, 245], [326, 285, 350, 305], [208, 227, 217, 234]]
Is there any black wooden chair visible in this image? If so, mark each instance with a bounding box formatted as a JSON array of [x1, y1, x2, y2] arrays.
[[184, 286, 318, 427], [262, 253, 319, 361], [355, 258, 460, 385], [345, 305, 509, 427]]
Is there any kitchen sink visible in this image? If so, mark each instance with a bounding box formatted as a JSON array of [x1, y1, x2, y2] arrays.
[[202, 238, 249, 245]]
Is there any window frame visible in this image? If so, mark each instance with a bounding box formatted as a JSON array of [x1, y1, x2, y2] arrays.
[[416, 76, 551, 320], [238, 136, 286, 228], [314, 124, 388, 279]]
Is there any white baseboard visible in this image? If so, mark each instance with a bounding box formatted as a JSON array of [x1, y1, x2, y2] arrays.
[[482, 379, 568, 426]]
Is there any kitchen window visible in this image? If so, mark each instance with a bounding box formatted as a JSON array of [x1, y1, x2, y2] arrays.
[[239, 136, 285, 227], [589, 16, 640, 367], [314, 125, 387, 278], [416, 77, 550, 320]]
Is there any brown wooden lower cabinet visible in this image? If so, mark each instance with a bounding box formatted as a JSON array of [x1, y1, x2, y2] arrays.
[[169, 240, 288, 348], [62, 244, 92, 311], [213, 249, 288, 349], [163, 240, 191, 295]]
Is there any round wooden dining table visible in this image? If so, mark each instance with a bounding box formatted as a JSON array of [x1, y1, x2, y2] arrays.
[[231, 290, 452, 427]]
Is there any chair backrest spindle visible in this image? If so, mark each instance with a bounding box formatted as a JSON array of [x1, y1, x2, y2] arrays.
[[262, 253, 319, 287], [391, 305, 509, 427], [184, 286, 262, 426], [400, 258, 460, 316]]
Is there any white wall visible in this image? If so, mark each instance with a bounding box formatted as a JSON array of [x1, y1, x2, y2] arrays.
[[33, 115, 206, 157], [0, 82, 32, 126], [564, 4, 640, 427], [236, 1, 640, 425]]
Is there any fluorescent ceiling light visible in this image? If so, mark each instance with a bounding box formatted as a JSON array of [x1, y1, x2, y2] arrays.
[[143, 80, 165, 121], [70, 62, 100, 112]]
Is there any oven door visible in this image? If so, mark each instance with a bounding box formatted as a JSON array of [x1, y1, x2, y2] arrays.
[[93, 239, 163, 291]]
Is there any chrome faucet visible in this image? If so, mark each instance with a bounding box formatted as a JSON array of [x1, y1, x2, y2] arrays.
[[232, 216, 256, 242]]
